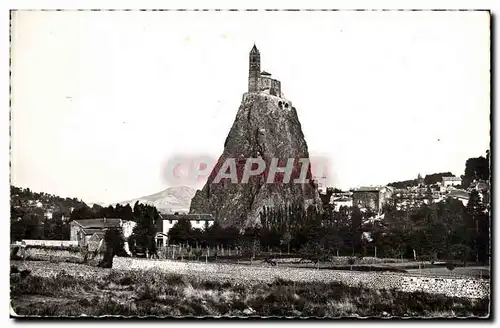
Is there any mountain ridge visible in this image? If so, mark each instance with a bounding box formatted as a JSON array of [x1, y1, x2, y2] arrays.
[[117, 186, 197, 214]]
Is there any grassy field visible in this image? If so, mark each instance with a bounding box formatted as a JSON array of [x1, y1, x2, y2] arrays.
[[10, 260, 489, 318], [406, 266, 490, 279]]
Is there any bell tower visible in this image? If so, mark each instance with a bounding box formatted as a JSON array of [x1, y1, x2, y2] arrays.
[[248, 44, 260, 92]]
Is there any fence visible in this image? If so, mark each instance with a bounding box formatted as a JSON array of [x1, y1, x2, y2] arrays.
[[155, 245, 239, 260], [148, 245, 295, 261]]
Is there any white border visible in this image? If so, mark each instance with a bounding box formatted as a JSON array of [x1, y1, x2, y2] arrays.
[[2, 1, 497, 326]]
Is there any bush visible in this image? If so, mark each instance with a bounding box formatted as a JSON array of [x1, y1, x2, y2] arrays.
[[446, 262, 456, 271]]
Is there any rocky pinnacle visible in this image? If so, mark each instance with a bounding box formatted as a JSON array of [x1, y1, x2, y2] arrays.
[[189, 92, 323, 230]]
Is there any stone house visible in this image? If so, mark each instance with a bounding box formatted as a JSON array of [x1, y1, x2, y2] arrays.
[[330, 192, 353, 211], [352, 186, 393, 213], [70, 218, 136, 253]]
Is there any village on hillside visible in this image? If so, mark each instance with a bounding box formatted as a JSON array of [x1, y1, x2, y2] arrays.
[[323, 173, 490, 213]]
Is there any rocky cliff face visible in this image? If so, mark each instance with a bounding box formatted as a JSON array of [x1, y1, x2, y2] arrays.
[[189, 92, 322, 229]]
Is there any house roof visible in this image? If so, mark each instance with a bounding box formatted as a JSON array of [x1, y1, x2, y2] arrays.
[[82, 228, 106, 236], [251, 44, 259, 53], [442, 176, 461, 181], [261, 71, 271, 76], [334, 197, 352, 202], [448, 190, 470, 199], [87, 232, 104, 241], [353, 186, 386, 192], [475, 182, 490, 190], [162, 214, 215, 221], [72, 218, 122, 229]]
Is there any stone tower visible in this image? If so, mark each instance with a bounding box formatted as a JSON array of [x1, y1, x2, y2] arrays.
[[248, 44, 260, 92]]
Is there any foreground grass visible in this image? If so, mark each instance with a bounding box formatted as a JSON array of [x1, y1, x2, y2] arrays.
[[11, 267, 489, 318]]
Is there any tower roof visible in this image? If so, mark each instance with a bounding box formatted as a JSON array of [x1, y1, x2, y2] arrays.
[[250, 44, 260, 54]]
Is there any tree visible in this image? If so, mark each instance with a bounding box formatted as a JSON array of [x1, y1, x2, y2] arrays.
[[281, 231, 292, 254], [350, 206, 363, 256], [191, 228, 204, 248], [446, 262, 456, 271], [448, 244, 470, 267], [423, 172, 454, 185], [319, 188, 334, 207], [462, 155, 489, 188], [98, 227, 127, 268], [466, 190, 489, 264], [299, 241, 326, 268], [55, 212, 67, 239], [122, 204, 134, 222], [24, 213, 44, 240], [91, 203, 103, 215], [205, 220, 223, 247], [259, 225, 280, 250], [70, 205, 95, 220], [221, 226, 240, 248], [387, 179, 420, 189], [467, 190, 485, 217], [347, 257, 355, 270], [168, 219, 193, 245], [241, 227, 261, 260], [129, 203, 160, 255], [425, 186, 433, 204]]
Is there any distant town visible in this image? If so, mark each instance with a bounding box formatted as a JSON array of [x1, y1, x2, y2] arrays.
[[318, 170, 490, 214]]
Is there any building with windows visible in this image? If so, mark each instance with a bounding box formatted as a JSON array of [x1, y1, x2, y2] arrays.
[[70, 218, 136, 253], [351, 186, 393, 213], [155, 213, 215, 247], [442, 176, 462, 187]]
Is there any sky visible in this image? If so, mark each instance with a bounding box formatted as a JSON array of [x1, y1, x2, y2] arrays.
[[10, 10, 490, 204]]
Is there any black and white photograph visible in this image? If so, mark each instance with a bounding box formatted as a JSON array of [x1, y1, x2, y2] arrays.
[[9, 9, 491, 318]]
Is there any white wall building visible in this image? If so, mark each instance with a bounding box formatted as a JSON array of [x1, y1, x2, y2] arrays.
[[155, 213, 215, 247], [442, 176, 462, 187], [332, 197, 353, 211]]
